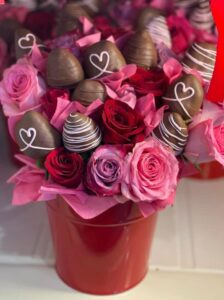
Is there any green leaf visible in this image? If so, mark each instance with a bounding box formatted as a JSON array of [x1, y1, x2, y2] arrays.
[[36, 159, 44, 169]]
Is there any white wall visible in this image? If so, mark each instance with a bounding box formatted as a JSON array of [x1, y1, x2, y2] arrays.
[[0, 114, 224, 272]]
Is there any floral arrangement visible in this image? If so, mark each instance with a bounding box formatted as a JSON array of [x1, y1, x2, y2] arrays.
[[0, 0, 221, 219], [0, 2, 57, 78]]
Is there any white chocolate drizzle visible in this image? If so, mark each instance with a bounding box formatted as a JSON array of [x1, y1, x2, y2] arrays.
[[89, 51, 113, 79], [63, 113, 102, 153], [163, 82, 195, 119], [153, 114, 188, 154], [18, 33, 45, 53], [146, 16, 172, 49], [19, 128, 55, 152], [74, 0, 99, 12], [183, 43, 216, 81], [174, 0, 197, 9], [190, 0, 214, 32]]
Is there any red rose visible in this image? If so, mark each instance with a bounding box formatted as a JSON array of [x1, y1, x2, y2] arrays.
[[24, 11, 56, 41], [41, 88, 70, 119], [129, 67, 168, 97], [93, 16, 128, 40], [102, 99, 145, 144], [45, 148, 84, 188], [167, 14, 195, 55]]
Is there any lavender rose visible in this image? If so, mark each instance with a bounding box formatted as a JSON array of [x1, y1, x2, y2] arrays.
[[85, 145, 126, 196], [0, 58, 45, 116]]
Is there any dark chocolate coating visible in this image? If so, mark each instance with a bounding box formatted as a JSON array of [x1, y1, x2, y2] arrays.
[[56, 3, 91, 36], [136, 7, 164, 30], [67, 0, 101, 16], [15, 111, 61, 159], [122, 30, 157, 69], [162, 74, 204, 121], [174, 0, 198, 10], [72, 80, 107, 106], [0, 18, 21, 47], [153, 112, 188, 155], [189, 0, 214, 32], [46, 48, 84, 88], [182, 42, 216, 82], [15, 28, 45, 59], [84, 40, 126, 79]]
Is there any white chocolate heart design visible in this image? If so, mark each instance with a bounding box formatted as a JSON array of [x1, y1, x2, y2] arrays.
[[19, 127, 55, 152], [18, 33, 45, 52], [174, 82, 195, 101], [163, 82, 195, 119], [89, 51, 113, 79]]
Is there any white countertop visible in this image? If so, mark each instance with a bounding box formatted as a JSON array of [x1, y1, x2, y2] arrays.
[[0, 265, 223, 300]]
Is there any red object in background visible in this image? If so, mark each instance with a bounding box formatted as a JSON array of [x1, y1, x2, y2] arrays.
[[47, 198, 157, 295], [193, 0, 224, 178], [191, 161, 224, 180], [24, 10, 56, 41], [0, 1, 5, 4], [206, 0, 224, 103]]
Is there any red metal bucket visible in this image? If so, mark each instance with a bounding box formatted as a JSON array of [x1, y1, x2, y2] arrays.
[[47, 197, 157, 295], [191, 161, 224, 180]]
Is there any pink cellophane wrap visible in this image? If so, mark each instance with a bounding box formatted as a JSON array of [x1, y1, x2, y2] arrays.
[[8, 155, 166, 219], [136, 94, 167, 135], [30, 44, 47, 74], [162, 58, 183, 83], [184, 101, 224, 165], [7, 155, 46, 205], [100, 65, 137, 108], [160, 55, 205, 87], [50, 98, 103, 132], [138, 191, 175, 217]]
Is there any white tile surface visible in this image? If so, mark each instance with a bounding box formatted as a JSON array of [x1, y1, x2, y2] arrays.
[[0, 265, 224, 300]]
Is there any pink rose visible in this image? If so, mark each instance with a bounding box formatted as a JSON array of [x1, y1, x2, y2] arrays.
[[0, 59, 46, 116], [121, 138, 179, 205], [184, 120, 224, 165], [0, 38, 8, 79], [184, 101, 224, 165], [85, 145, 127, 196]]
